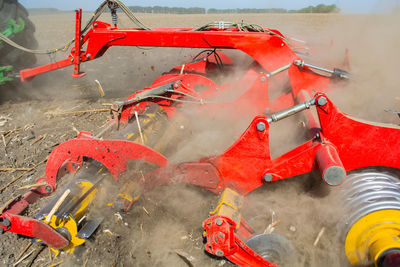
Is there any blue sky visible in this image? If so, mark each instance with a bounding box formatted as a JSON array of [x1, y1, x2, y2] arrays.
[[20, 0, 400, 13]]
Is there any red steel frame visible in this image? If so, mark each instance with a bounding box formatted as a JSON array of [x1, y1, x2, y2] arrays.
[[19, 9, 336, 135], [2, 92, 400, 266], [20, 14, 296, 80], [20, 10, 332, 113], [1, 8, 369, 267]]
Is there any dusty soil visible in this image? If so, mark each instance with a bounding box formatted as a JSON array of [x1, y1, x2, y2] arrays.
[[1, 11, 400, 267]]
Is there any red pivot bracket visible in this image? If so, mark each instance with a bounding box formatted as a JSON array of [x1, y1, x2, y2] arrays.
[[203, 215, 276, 266]]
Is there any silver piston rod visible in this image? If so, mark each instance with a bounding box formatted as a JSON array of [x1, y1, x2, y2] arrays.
[[293, 59, 349, 79], [267, 97, 316, 123]]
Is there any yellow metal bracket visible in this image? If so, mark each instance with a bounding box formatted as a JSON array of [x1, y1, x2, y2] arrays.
[[210, 188, 244, 227]]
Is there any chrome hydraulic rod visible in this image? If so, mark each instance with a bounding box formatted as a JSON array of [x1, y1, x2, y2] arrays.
[[267, 63, 292, 77], [293, 59, 349, 79], [267, 97, 316, 123]]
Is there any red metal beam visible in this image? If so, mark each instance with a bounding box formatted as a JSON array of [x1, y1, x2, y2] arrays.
[[20, 19, 300, 81], [20, 58, 72, 82]]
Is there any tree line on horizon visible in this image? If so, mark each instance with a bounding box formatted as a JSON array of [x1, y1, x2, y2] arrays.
[[27, 4, 340, 15], [127, 4, 340, 14]]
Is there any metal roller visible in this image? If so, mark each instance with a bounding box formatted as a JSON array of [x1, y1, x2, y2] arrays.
[[340, 171, 400, 266], [33, 164, 108, 256], [246, 233, 297, 267]]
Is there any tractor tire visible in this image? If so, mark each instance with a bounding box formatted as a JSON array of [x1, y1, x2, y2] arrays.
[[246, 233, 297, 267], [0, 0, 37, 69]]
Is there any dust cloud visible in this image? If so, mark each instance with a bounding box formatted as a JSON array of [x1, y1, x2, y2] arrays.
[[236, 11, 400, 267], [1, 9, 399, 267]]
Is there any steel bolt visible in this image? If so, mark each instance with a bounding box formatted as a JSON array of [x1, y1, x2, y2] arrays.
[[174, 83, 179, 89], [94, 23, 98, 27], [256, 122, 266, 132], [317, 97, 327, 107], [216, 250, 224, 257], [2, 218, 10, 227], [260, 76, 266, 82], [215, 218, 223, 226], [86, 54, 91, 59], [264, 173, 273, 182], [45, 186, 52, 193]]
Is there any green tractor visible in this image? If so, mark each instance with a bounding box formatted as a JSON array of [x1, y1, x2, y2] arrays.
[[0, 0, 37, 85]]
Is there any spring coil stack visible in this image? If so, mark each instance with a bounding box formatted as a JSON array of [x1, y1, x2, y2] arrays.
[[340, 170, 400, 267]]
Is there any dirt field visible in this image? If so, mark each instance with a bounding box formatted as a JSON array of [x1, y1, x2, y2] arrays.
[[1, 10, 400, 267]]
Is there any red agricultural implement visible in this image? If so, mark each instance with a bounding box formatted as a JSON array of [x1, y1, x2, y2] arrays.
[[1, 1, 399, 266]]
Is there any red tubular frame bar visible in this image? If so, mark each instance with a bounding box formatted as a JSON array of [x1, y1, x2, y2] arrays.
[[20, 17, 329, 90]]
